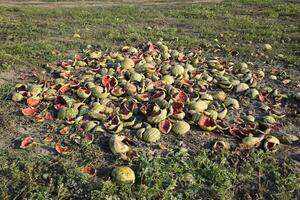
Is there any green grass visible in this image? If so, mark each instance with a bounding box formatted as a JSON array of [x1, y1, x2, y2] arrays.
[[0, 0, 300, 199], [0, 84, 13, 100], [0, 0, 299, 70], [0, 149, 298, 199], [0, 84, 18, 137]]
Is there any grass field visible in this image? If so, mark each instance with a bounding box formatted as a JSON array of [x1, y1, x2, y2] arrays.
[[0, 0, 299, 199]]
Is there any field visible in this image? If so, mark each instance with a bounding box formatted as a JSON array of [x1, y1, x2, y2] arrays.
[[0, 0, 299, 199]]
